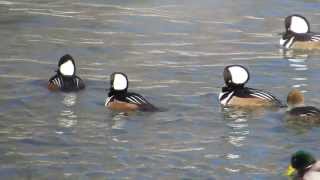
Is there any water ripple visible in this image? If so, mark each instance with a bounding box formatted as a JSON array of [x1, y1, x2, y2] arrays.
[[133, 42, 193, 47], [0, 58, 53, 65], [159, 147, 204, 153], [0, 1, 14, 5]]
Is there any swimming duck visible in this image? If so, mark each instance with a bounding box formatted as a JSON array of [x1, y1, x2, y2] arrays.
[[286, 150, 320, 179], [48, 54, 85, 92], [105, 72, 157, 112], [218, 65, 283, 107], [286, 89, 320, 121], [280, 14, 320, 50]]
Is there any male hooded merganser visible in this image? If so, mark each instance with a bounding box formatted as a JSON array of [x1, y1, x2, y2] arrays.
[[48, 54, 85, 92], [286, 150, 320, 179], [105, 72, 157, 112], [280, 14, 320, 50], [218, 65, 283, 107], [286, 89, 320, 121]]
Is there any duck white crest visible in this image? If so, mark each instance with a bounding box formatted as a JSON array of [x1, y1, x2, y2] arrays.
[[60, 60, 74, 76], [113, 74, 128, 90], [290, 16, 309, 34], [229, 66, 249, 84]]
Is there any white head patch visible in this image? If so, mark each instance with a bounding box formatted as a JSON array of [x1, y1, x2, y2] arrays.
[[290, 16, 309, 34], [113, 74, 128, 90], [229, 66, 249, 84], [60, 60, 75, 76]]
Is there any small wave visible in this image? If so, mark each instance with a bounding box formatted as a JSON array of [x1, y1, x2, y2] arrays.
[[292, 84, 308, 88], [292, 77, 307, 81], [79, 67, 104, 71], [148, 50, 166, 54], [51, 10, 81, 15], [165, 19, 193, 24], [231, 55, 283, 60], [0, 58, 52, 65], [9, 8, 28, 11], [105, 20, 127, 24], [198, 20, 232, 25], [112, 137, 128, 143], [48, 38, 68, 44], [228, 135, 246, 147], [158, 80, 205, 85], [27, 11, 73, 18], [160, 147, 204, 152], [288, 58, 307, 63], [226, 153, 240, 159], [73, 2, 136, 11], [127, 51, 143, 55], [245, 33, 274, 38], [227, 123, 248, 129], [78, 41, 104, 45], [159, 32, 189, 36], [294, 68, 308, 71], [23, 34, 43, 38], [134, 85, 169, 90], [221, 41, 272, 45], [168, 50, 217, 57], [184, 64, 226, 68], [81, 74, 108, 81], [75, 15, 96, 20], [289, 64, 307, 68], [230, 130, 249, 135], [243, 16, 264, 20], [0, 1, 14, 5], [133, 42, 192, 47], [0, 74, 41, 80], [225, 167, 240, 173], [93, 31, 125, 35]]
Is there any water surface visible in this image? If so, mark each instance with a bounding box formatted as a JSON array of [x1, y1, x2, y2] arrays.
[[1, 0, 320, 179]]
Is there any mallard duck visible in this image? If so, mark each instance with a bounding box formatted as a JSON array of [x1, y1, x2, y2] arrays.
[[286, 150, 320, 179]]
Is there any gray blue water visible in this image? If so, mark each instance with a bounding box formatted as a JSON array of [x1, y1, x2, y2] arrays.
[[1, 0, 320, 179]]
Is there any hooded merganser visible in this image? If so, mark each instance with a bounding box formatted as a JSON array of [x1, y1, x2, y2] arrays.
[[286, 150, 320, 179], [280, 14, 320, 50], [218, 65, 283, 107], [48, 54, 85, 92], [286, 89, 320, 121], [105, 72, 157, 112]]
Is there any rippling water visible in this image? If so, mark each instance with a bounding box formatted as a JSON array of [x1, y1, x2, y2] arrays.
[[1, 0, 320, 179]]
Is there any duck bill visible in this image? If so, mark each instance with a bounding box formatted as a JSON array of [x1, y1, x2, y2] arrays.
[[285, 165, 296, 176]]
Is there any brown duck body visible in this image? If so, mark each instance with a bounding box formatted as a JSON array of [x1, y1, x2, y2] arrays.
[[291, 41, 320, 50], [219, 86, 283, 108], [106, 100, 139, 112], [227, 96, 276, 107]]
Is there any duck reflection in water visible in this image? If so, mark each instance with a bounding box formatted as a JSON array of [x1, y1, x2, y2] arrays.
[[57, 93, 78, 129]]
